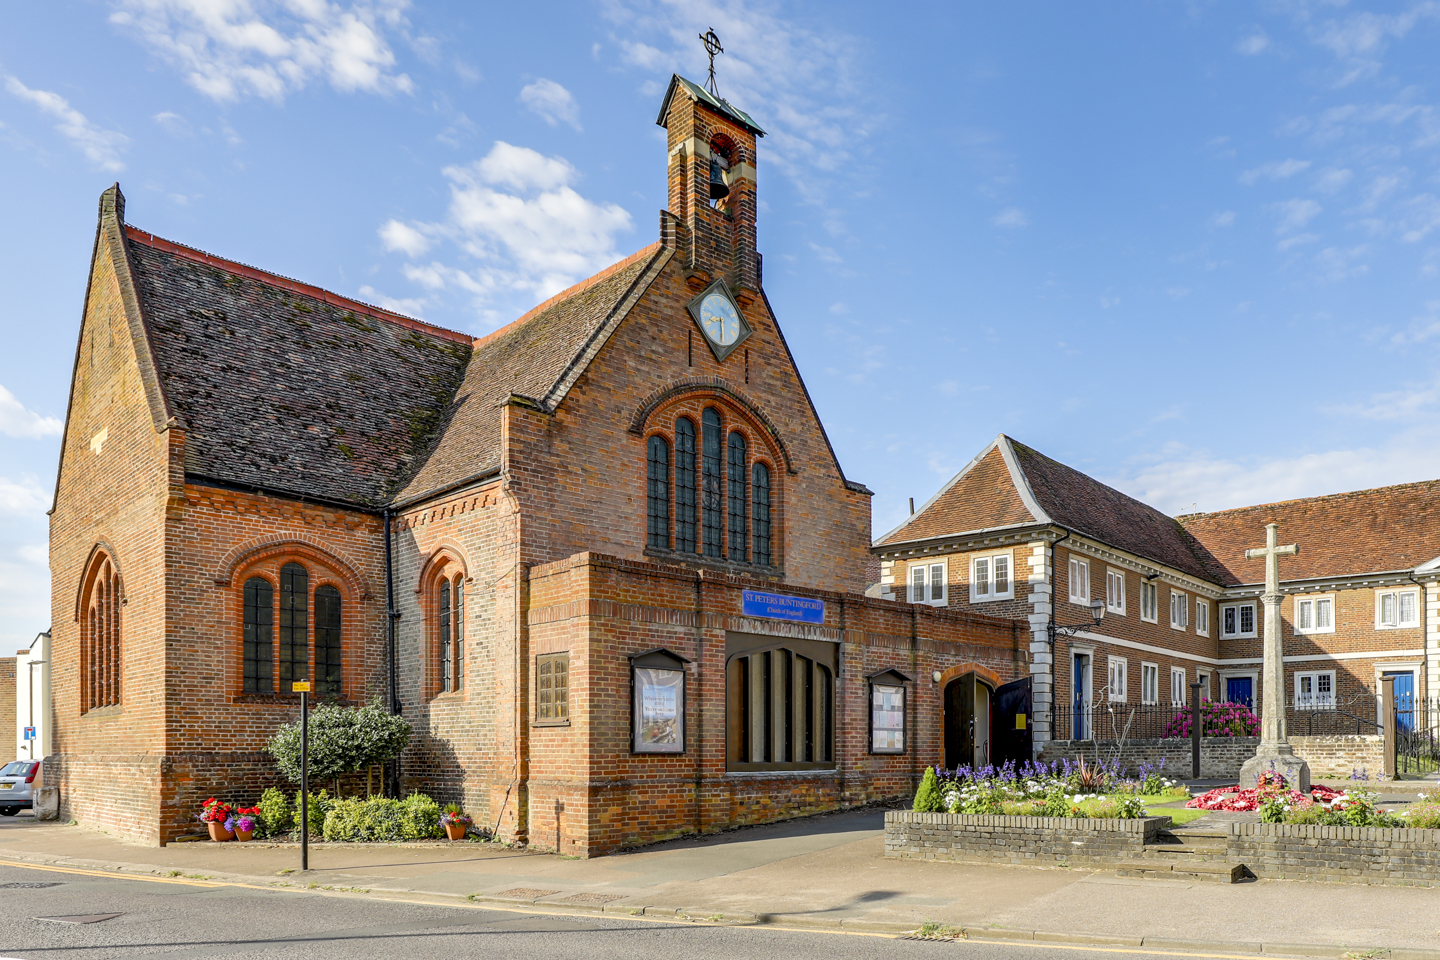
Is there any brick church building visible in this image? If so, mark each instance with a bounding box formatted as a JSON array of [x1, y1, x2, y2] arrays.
[[49, 77, 1031, 850], [875, 434, 1440, 754]]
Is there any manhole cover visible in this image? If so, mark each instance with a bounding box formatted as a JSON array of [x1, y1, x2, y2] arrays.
[[0, 882, 64, 889], [492, 888, 560, 900], [556, 892, 625, 904], [36, 914, 123, 924]]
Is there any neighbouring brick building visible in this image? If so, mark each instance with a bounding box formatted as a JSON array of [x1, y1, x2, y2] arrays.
[[874, 434, 1440, 755], [48, 76, 1028, 850], [1, 654, 14, 761]]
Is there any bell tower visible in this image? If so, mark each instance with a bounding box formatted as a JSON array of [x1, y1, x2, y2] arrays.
[[656, 72, 766, 299]]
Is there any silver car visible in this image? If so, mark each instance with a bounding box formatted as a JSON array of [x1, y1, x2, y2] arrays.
[[0, 760, 41, 816]]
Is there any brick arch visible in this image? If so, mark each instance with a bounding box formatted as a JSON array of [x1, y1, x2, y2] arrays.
[[72, 539, 126, 622], [414, 541, 470, 595], [628, 377, 796, 474], [214, 536, 372, 600], [937, 662, 1002, 691]]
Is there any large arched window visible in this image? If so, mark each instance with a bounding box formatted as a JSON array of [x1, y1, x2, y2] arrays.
[[701, 408, 724, 558], [279, 562, 309, 693], [81, 552, 122, 712], [753, 462, 772, 566], [243, 577, 274, 693], [728, 431, 748, 562], [314, 585, 342, 697], [647, 435, 670, 550], [675, 417, 697, 553]]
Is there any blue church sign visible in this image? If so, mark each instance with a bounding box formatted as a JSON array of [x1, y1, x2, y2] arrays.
[[741, 589, 825, 624]]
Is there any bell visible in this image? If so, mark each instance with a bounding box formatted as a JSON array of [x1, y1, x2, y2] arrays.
[[708, 154, 729, 201]]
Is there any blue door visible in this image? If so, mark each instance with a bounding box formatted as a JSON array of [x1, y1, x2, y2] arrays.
[[1226, 676, 1253, 707], [1385, 671, 1415, 732]]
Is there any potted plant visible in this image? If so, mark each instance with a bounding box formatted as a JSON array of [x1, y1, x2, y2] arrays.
[[199, 797, 235, 842], [233, 807, 259, 842], [440, 804, 471, 841]]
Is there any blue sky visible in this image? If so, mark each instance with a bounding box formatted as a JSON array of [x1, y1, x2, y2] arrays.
[[3, 1, 1440, 646]]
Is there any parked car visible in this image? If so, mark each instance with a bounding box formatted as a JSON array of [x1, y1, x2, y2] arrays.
[[0, 760, 42, 816]]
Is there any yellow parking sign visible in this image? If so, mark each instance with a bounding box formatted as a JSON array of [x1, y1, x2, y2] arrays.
[[293, 681, 311, 692]]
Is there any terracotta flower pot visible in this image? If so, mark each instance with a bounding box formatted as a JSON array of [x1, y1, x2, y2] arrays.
[[207, 821, 235, 842], [444, 822, 467, 841], [235, 828, 254, 842]]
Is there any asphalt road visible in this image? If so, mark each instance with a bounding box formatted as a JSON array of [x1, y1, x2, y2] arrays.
[[0, 861, 1233, 960]]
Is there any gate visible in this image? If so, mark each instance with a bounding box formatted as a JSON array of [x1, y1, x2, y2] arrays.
[[1396, 696, 1440, 776]]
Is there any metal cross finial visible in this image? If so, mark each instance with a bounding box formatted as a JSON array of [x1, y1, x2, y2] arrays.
[[700, 28, 724, 96]]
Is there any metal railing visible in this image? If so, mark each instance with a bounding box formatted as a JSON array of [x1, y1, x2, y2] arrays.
[[1051, 694, 1383, 742], [1397, 696, 1440, 775]]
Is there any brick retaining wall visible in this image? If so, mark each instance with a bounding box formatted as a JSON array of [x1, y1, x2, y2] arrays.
[[1037, 736, 1385, 780], [884, 811, 1170, 866], [1228, 822, 1440, 886]]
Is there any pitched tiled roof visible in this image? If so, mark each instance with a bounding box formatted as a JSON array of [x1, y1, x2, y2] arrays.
[[124, 227, 473, 508], [875, 435, 1218, 583], [1180, 480, 1440, 585], [392, 244, 671, 505], [1008, 440, 1219, 583]]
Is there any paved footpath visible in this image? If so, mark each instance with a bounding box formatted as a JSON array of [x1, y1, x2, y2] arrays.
[[3, 809, 1439, 959]]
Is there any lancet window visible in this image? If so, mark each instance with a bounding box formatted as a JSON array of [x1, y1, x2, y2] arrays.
[[81, 551, 122, 712], [237, 558, 345, 697]]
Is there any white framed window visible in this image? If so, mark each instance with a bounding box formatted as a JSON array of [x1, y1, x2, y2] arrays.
[[1294, 595, 1335, 634], [1169, 589, 1189, 631], [1195, 600, 1209, 637], [970, 552, 1013, 602], [1376, 588, 1419, 629], [1141, 662, 1159, 705], [908, 561, 947, 606], [1068, 556, 1090, 605], [1171, 666, 1187, 707], [1197, 671, 1211, 701], [1140, 580, 1158, 623], [1294, 670, 1335, 710], [1105, 568, 1126, 615], [1107, 656, 1128, 702], [1221, 602, 1257, 639]]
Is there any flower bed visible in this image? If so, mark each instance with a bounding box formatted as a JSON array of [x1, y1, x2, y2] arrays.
[[914, 758, 1185, 820]]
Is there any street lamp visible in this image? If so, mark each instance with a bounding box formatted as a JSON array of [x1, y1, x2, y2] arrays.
[[27, 660, 47, 760], [1047, 599, 1106, 645]]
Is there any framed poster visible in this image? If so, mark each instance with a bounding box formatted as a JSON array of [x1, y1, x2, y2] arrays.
[[868, 669, 910, 754], [631, 648, 689, 754]]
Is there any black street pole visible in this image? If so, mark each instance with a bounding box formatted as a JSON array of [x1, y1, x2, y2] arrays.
[[1189, 681, 1203, 780], [299, 683, 310, 871]]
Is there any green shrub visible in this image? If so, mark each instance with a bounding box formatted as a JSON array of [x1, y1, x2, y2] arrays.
[[321, 793, 444, 842], [257, 787, 292, 837], [1403, 803, 1440, 829], [912, 768, 944, 812], [293, 789, 332, 836], [1040, 784, 1076, 818], [267, 703, 412, 787]]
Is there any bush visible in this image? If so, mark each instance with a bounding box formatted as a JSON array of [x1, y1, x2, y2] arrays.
[[267, 703, 412, 788], [912, 767, 944, 812], [1403, 803, 1440, 829], [257, 787, 292, 838], [293, 789, 332, 836], [321, 793, 444, 842], [1161, 701, 1259, 739]]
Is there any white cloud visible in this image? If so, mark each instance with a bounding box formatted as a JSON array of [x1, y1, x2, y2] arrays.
[[1235, 30, 1270, 55], [519, 78, 581, 130], [1313, 167, 1353, 194], [109, 0, 415, 103], [0, 385, 62, 439], [357, 284, 426, 317], [0, 542, 51, 648], [0, 476, 51, 516], [1398, 193, 1440, 242], [992, 207, 1028, 228], [378, 219, 431, 257], [3, 77, 128, 171], [1272, 197, 1323, 233], [1210, 210, 1236, 227], [378, 141, 633, 322], [1277, 231, 1320, 251], [1313, 244, 1370, 280], [1239, 158, 1311, 185], [1308, 5, 1440, 83]]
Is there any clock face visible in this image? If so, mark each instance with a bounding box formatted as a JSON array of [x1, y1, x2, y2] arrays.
[[698, 292, 742, 347]]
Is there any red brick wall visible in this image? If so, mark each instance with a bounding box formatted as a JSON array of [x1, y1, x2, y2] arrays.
[[0, 658, 14, 759], [49, 214, 175, 843]]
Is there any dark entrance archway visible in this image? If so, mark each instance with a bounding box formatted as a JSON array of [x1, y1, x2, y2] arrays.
[[943, 672, 993, 770]]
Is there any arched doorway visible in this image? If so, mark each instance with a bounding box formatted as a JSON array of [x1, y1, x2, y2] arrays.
[[944, 672, 994, 770]]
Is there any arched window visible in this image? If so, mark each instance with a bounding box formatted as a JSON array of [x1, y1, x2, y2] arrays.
[[726, 636, 834, 771], [439, 578, 452, 691], [753, 462, 772, 566], [82, 553, 122, 712], [314, 585, 342, 697], [243, 577, 274, 693], [701, 408, 724, 558], [647, 435, 670, 550], [279, 562, 309, 693], [675, 417, 697, 553], [727, 432, 748, 562], [454, 577, 465, 691]]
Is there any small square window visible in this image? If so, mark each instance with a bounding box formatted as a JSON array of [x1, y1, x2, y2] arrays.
[[970, 552, 1013, 602], [910, 561, 948, 606], [1294, 670, 1335, 709], [536, 653, 570, 724], [1295, 595, 1335, 634], [1221, 602, 1256, 638], [1376, 589, 1419, 629]]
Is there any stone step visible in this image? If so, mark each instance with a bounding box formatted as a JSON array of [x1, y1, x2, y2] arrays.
[[1116, 859, 1250, 884], [1149, 845, 1227, 858], [1164, 828, 1228, 839]]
